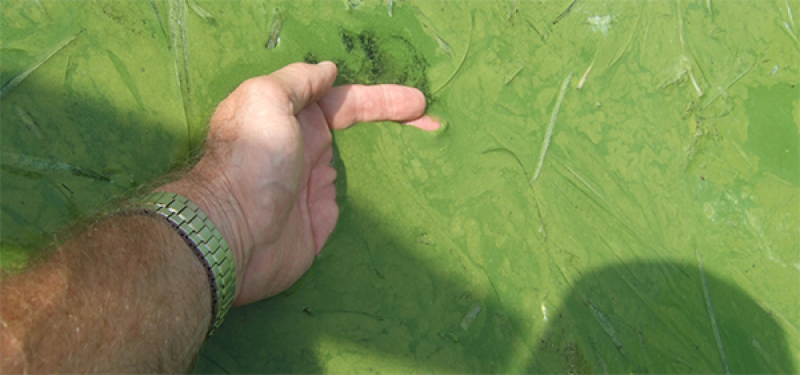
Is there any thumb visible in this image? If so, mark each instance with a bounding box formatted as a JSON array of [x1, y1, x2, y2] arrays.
[[269, 61, 339, 114]]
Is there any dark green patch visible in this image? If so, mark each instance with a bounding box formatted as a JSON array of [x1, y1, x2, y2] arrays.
[[563, 342, 593, 375], [303, 27, 431, 100], [302, 52, 318, 65], [744, 83, 800, 185], [341, 29, 355, 52]]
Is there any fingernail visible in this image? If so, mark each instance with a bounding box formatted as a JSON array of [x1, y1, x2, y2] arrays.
[[403, 115, 441, 131]]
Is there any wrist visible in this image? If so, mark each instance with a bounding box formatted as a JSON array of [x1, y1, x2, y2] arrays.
[[155, 162, 251, 304]]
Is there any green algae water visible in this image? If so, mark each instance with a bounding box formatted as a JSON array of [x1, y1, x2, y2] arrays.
[[2, 0, 798, 373]]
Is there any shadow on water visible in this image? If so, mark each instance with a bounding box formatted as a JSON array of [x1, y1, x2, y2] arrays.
[[196, 197, 530, 373], [531, 261, 794, 374], [0, 78, 185, 269], [196, 146, 794, 374]]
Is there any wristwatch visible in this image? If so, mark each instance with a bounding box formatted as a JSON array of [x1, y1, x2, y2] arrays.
[[132, 192, 236, 337]]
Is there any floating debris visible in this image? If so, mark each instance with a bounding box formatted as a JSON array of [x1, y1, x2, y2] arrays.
[[148, 0, 168, 40], [576, 62, 593, 89], [344, 0, 362, 11], [531, 72, 572, 185], [708, 0, 715, 21], [504, 44, 526, 85], [168, 0, 190, 92], [552, 0, 577, 25], [698, 60, 755, 114], [422, 23, 452, 58], [782, 21, 800, 45], [1, 152, 110, 182], [266, 7, 284, 49], [674, 0, 705, 96], [658, 55, 703, 97], [606, 3, 644, 72], [106, 49, 144, 108], [14, 106, 47, 142], [168, 0, 191, 140], [0, 47, 26, 53], [589, 299, 622, 350], [435, 35, 452, 57], [433, 12, 474, 93], [460, 304, 482, 331], [482, 146, 529, 179], [188, 0, 216, 24], [33, 0, 50, 18], [503, 65, 524, 85], [697, 250, 731, 375], [588, 15, 612, 35], [439, 331, 459, 343], [507, 0, 517, 20], [1, 31, 81, 99], [541, 303, 548, 322]]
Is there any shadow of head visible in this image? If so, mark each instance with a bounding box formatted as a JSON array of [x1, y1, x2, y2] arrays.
[[195, 198, 531, 373], [532, 261, 794, 374]]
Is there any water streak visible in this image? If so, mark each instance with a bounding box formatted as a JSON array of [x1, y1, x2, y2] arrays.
[[1, 31, 81, 99], [531, 72, 572, 185]]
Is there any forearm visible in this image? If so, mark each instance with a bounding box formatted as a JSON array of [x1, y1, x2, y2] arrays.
[[0, 214, 210, 373]]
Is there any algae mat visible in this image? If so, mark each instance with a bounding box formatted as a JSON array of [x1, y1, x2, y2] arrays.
[[1, 0, 799, 373]]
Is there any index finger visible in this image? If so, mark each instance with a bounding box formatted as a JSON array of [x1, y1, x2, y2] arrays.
[[319, 84, 440, 131]]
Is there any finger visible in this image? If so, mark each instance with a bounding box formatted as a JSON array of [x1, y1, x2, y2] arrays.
[[269, 61, 339, 114], [319, 84, 433, 130], [404, 115, 441, 131]]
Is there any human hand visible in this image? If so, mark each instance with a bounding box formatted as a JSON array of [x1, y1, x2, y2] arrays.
[[160, 62, 439, 305]]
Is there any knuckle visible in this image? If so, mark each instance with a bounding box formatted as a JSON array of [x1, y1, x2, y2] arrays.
[[238, 76, 278, 96], [282, 61, 312, 75], [231, 76, 292, 111]]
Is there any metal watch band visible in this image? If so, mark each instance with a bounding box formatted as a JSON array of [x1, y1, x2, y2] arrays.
[[133, 192, 236, 337]]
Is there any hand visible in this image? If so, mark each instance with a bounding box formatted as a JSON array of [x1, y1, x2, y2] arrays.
[[160, 62, 439, 305]]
